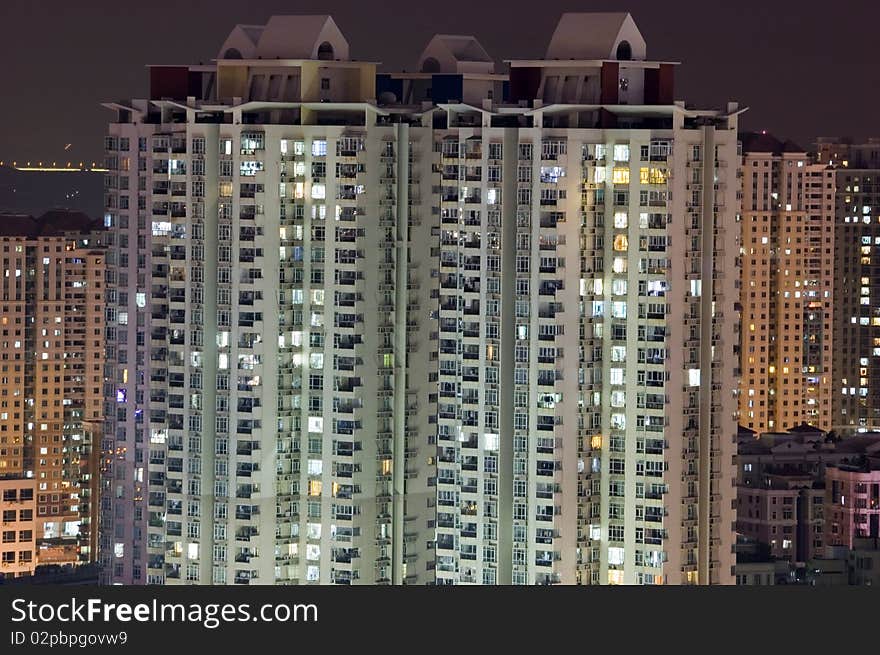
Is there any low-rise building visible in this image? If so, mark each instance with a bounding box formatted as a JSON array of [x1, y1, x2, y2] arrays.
[[824, 463, 880, 550], [737, 473, 824, 562], [0, 478, 37, 579], [848, 536, 880, 586]]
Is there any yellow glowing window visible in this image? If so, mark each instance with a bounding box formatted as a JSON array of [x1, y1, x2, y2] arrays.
[[591, 435, 602, 450], [308, 480, 322, 496], [639, 167, 666, 184], [613, 234, 628, 251], [219, 182, 233, 197], [608, 570, 624, 585], [612, 167, 630, 184], [649, 168, 667, 184], [383, 353, 394, 367], [768, 365, 775, 373], [381, 459, 392, 475], [332, 482, 340, 497]]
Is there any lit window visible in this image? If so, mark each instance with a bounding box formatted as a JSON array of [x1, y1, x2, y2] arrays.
[[612, 167, 630, 184]]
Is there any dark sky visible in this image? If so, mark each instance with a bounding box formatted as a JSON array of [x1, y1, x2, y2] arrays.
[[0, 0, 872, 164]]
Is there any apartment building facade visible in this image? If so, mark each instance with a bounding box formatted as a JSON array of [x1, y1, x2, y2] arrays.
[[818, 139, 880, 433], [736, 474, 824, 562], [0, 211, 105, 568], [825, 463, 880, 549], [738, 133, 834, 433], [102, 12, 739, 585]]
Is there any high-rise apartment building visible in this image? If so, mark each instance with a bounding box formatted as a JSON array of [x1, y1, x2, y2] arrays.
[[0, 210, 105, 568], [102, 12, 740, 585], [738, 133, 834, 433], [102, 15, 438, 586], [817, 139, 880, 432]]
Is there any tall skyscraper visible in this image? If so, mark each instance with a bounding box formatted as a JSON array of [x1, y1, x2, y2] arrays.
[[819, 139, 880, 432], [0, 210, 105, 570], [102, 12, 739, 585], [738, 133, 834, 433]]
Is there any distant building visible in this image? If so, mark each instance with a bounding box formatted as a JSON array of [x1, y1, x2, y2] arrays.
[[825, 463, 880, 550], [813, 138, 880, 432], [803, 557, 849, 586], [738, 133, 834, 433], [737, 423, 880, 485], [737, 472, 824, 562], [0, 210, 105, 568], [734, 560, 778, 586], [737, 424, 880, 565], [847, 536, 880, 585]]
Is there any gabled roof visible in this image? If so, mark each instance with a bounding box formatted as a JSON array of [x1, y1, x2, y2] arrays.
[[788, 422, 823, 434], [433, 35, 492, 63], [740, 131, 805, 155], [545, 12, 647, 61], [218, 15, 350, 61], [418, 34, 495, 74], [239, 25, 264, 47]]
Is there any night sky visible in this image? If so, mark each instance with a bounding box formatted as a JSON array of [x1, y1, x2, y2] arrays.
[[0, 0, 873, 165]]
